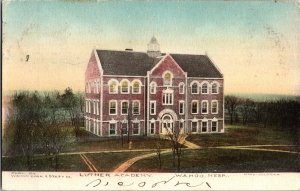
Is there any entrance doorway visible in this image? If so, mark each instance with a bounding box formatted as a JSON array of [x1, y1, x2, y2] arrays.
[[161, 114, 174, 134]]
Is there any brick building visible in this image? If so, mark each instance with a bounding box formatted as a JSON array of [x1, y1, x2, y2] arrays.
[[84, 37, 224, 137]]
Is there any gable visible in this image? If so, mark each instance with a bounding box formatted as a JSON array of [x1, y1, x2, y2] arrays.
[[85, 51, 101, 80], [150, 55, 186, 77]]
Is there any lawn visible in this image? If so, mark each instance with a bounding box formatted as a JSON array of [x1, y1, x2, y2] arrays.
[[85, 151, 152, 172], [127, 148, 300, 173], [186, 125, 298, 147], [2, 151, 152, 172], [2, 154, 88, 172], [63, 133, 174, 153]]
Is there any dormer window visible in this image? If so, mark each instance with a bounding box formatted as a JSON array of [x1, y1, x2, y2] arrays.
[[191, 83, 198, 94], [163, 71, 173, 86], [211, 82, 219, 94]]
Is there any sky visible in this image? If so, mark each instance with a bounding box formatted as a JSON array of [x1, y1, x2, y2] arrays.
[[2, 0, 300, 95]]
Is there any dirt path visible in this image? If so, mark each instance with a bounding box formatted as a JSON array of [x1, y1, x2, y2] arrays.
[[214, 146, 299, 154], [80, 154, 98, 172]]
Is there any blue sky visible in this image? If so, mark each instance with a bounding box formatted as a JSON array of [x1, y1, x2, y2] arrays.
[[3, 0, 300, 95]]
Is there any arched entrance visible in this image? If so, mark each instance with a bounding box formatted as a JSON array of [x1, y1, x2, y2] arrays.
[[161, 114, 174, 134], [158, 109, 178, 135]]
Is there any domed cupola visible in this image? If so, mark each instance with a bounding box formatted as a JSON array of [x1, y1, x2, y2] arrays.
[[147, 36, 161, 58]]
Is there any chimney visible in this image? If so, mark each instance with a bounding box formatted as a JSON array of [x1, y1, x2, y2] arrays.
[[125, 48, 133, 51]]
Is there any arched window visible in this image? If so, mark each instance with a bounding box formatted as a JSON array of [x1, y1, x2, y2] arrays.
[[121, 80, 129, 93], [202, 83, 208, 94], [150, 82, 157, 94], [163, 71, 172, 86], [191, 83, 199, 94], [179, 83, 185, 94], [211, 82, 219, 94], [132, 80, 141, 94], [108, 80, 118, 94]]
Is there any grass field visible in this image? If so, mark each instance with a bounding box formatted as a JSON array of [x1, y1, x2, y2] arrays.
[[2, 151, 151, 172], [186, 125, 298, 147], [127, 148, 300, 173]]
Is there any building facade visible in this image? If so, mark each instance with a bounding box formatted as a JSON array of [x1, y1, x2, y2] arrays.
[[85, 37, 224, 137]]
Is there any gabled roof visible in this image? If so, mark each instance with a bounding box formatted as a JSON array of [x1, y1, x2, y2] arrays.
[[95, 50, 223, 78]]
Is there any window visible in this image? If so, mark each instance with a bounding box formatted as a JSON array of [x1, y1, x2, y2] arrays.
[[94, 81, 97, 93], [201, 101, 208, 114], [90, 101, 94, 114], [179, 101, 184, 115], [191, 83, 198, 94], [121, 123, 128, 134], [85, 119, 88, 130], [109, 101, 117, 115], [121, 101, 128, 115], [133, 101, 140, 115], [150, 122, 155, 134], [96, 101, 99, 115], [150, 82, 157, 94], [202, 121, 207, 132], [109, 123, 116, 135], [121, 80, 129, 93], [109, 80, 118, 94], [202, 83, 208, 94], [85, 101, 89, 112], [179, 83, 185, 94], [180, 121, 184, 129], [132, 81, 141, 94], [191, 101, 198, 114], [212, 121, 217, 132], [88, 101, 91, 113], [211, 100, 218, 114], [163, 91, 173, 105], [133, 122, 140, 135], [150, 101, 156, 115], [212, 83, 218, 94], [93, 101, 96, 114], [163, 72, 172, 86], [191, 122, 197, 133]]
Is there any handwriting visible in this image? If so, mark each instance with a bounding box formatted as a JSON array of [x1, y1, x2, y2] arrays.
[[85, 176, 211, 189]]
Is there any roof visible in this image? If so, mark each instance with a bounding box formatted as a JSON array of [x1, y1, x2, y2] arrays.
[[95, 50, 223, 78]]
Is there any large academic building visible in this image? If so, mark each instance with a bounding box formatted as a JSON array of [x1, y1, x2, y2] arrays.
[[84, 37, 224, 137]]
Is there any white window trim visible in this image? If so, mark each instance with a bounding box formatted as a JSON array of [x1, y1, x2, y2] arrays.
[[201, 100, 209, 114], [201, 81, 209, 94], [109, 100, 118, 115], [211, 100, 218, 114], [179, 100, 185, 115], [109, 122, 117, 136], [190, 81, 199, 94], [179, 82, 185, 94], [108, 79, 119, 94], [150, 81, 157, 94], [162, 89, 174, 105], [93, 101, 96, 114], [211, 81, 220, 94], [150, 100, 156, 115], [201, 121, 208, 133], [96, 101, 99, 115], [131, 80, 142, 94], [121, 100, 129, 115], [132, 100, 140, 115], [191, 121, 198, 134], [150, 122, 155, 134], [191, 100, 199, 114], [162, 70, 173, 87], [88, 101, 91, 113], [211, 120, 218, 132], [120, 79, 130, 94], [85, 100, 89, 113], [132, 122, 140, 135]]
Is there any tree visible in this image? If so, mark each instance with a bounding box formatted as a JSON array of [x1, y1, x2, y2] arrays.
[[239, 98, 255, 125], [225, 96, 240, 124], [60, 87, 83, 139], [163, 123, 184, 171]]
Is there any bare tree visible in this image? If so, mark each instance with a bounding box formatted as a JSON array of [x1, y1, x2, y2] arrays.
[[163, 122, 184, 171], [225, 95, 240, 124], [239, 98, 255, 125]]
